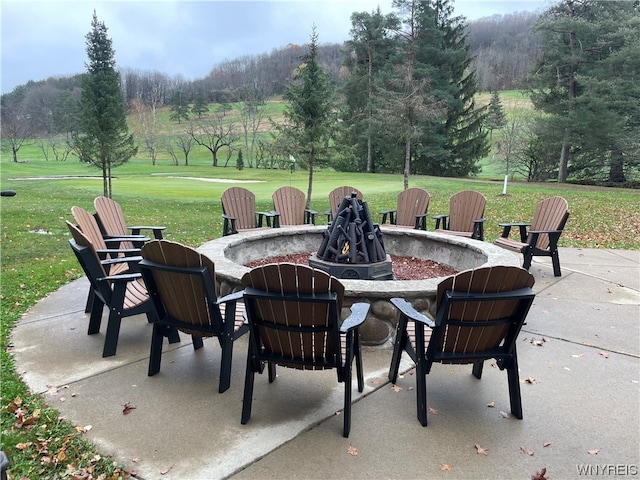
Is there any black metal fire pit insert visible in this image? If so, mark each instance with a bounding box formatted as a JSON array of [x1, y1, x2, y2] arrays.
[[309, 192, 393, 280]]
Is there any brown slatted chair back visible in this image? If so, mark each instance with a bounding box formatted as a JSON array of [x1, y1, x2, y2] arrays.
[[528, 196, 569, 251], [242, 263, 345, 370], [272, 186, 306, 226], [221, 186, 259, 231], [432, 266, 535, 361], [448, 190, 486, 234], [94, 196, 129, 237], [328, 186, 363, 219], [395, 187, 430, 227]]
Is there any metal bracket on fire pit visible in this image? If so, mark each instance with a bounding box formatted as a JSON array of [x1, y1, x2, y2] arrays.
[[309, 193, 393, 280]]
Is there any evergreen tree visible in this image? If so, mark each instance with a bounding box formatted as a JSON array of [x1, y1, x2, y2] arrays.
[[528, 0, 640, 183], [486, 90, 507, 138], [236, 149, 244, 170], [191, 93, 209, 118], [71, 11, 137, 198], [279, 26, 335, 209], [340, 9, 401, 173], [169, 90, 190, 124]]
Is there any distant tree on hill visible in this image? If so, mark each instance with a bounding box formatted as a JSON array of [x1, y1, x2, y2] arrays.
[[191, 93, 209, 118], [486, 90, 507, 138], [169, 90, 190, 123], [70, 11, 137, 198]]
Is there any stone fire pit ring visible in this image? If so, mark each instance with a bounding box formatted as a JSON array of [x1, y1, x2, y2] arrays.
[[198, 225, 520, 347]]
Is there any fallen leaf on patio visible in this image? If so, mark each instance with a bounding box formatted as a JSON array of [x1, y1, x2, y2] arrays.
[[59, 397, 65, 402], [524, 377, 537, 384], [500, 411, 509, 418], [475, 444, 489, 455], [520, 445, 534, 456], [598, 351, 609, 358], [347, 445, 358, 456], [571, 353, 584, 358], [532, 467, 549, 480], [588, 448, 600, 455], [370, 379, 380, 385], [160, 464, 173, 475], [132, 457, 141, 463], [407, 386, 414, 391], [46, 386, 58, 395], [122, 402, 137, 415], [440, 463, 453, 471], [487, 401, 495, 408], [429, 407, 438, 414], [392, 384, 402, 393], [543, 442, 551, 447]]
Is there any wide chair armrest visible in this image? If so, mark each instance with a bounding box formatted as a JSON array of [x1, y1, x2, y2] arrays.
[[96, 247, 141, 259], [222, 214, 237, 236], [498, 222, 531, 242], [432, 214, 449, 231], [128, 225, 166, 239], [305, 209, 318, 225], [390, 297, 435, 328], [414, 213, 428, 230], [340, 302, 370, 332], [96, 272, 142, 283], [101, 255, 143, 268], [257, 210, 279, 228], [380, 209, 397, 225], [103, 235, 150, 249], [217, 289, 245, 305]]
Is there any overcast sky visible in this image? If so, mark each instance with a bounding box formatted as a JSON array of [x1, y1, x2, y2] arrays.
[[0, 0, 548, 94]]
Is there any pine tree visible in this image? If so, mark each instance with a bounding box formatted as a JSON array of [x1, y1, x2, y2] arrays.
[[280, 26, 335, 209], [71, 11, 137, 198], [486, 90, 507, 138], [236, 149, 244, 170], [169, 90, 190, 124], [191, 94, 209, 118]]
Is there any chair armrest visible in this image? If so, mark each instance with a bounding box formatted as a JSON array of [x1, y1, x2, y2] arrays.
[[101, 255, 143, 267], [472, 218, 486, 241], [380, 209, 397, 225], [414, 213, 428, 230], [257, 210, 279, 228], [217, 289, 245, 304], [390, 297, 435, 328], [529, 229, 564, 248], [432, 214, 449, 231], [304, 209, 318, 225], [222, 214, 237, 236], [103, 235, 150, 248], [324, 209, 332, 223], [340, 302, 370, 332], [97, 272, 142, 283], [498, 222, 530, 242], [128, 225, 165, 239]]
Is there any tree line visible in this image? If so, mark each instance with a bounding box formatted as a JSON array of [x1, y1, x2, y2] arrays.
[[2, 0, 639, 189]]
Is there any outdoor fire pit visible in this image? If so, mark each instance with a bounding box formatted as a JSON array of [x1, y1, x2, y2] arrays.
[[309, 193, 393, 280], [197, 226, 520, 347]]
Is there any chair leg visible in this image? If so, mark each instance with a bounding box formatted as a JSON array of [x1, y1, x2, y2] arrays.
[[267, 362, 276, 383], [148, 323, 164, 376], [522, 249, 533, 270], [192, 335, 204, 350], [389, 315, 408, 383], [551, 249, 562, 277], [241, 347, 255, 425], [218, 333, 233, 393], [415, 323, 428, 427], [87, 297, 104, 335], [343, 355, 353, 438], [472, 361, 484, 379], [354, 331, 364, 393], [102, 306, 123, 357], [85, 289, 94, 313], [507, 351, 523, 419]]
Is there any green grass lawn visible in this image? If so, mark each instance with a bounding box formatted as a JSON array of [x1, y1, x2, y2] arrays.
[[1, 150, 639, 477]]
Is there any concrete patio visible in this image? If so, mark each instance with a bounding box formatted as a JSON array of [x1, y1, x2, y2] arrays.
[[10, 247, 640, 479]]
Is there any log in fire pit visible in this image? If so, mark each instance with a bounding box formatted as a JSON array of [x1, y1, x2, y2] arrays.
[[308, 192, 393, 280]]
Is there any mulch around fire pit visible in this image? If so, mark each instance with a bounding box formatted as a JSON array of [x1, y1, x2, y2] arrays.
[[245, 253, 457, 280]]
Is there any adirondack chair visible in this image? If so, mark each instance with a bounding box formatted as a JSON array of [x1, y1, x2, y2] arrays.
[[433, 190, 487, 240], [388, 265, 535, 426], [240, 263, 370, 437], [271, 186, 317, 226], [325, 186, 363, 222], [221, 186, 278, 236], [66, 221, 168, 357], [71, 205, 148, 313], [380, 187, 430, 230], [138, 240, 249, 393], [494, 196, 569, 277], [94, 196, 166, 242]]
